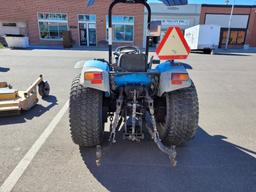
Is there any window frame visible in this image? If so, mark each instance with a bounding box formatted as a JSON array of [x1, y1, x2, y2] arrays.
[[77, 14, 96, 23], [106, 15, 135, 43], [37, 12, 69, 41]]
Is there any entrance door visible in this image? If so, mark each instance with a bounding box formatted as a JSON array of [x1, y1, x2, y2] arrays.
[[79, 23, 96, 46], [79, 23, 87, 46], [88, 23, 96, 46]]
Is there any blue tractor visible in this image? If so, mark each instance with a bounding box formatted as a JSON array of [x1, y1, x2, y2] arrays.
[[69, 0, 198, 166]]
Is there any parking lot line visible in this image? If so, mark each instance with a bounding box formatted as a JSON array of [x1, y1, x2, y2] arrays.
[[0, 100, 69, 192], [238, 149, 256, 159]]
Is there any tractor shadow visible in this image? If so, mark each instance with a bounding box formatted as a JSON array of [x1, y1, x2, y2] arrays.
[[79, 128, 256, 192], [0, 95, 57, 125]]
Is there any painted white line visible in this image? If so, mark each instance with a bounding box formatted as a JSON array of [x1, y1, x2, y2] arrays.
[[238, 148, 256, 159], [0, 100, 69, 192]]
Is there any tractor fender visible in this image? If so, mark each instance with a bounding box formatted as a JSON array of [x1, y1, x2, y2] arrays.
[[155, 61, 191, 96], [74, 60, 85, 69], [80, 60, 110, 95]]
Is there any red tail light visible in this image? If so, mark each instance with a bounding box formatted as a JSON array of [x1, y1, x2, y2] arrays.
[[84, 72, 103, 84], [171, 73, 189, 85]]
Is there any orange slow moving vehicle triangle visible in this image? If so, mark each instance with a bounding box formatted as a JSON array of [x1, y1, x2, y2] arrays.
[[156, 27, 191, 60]]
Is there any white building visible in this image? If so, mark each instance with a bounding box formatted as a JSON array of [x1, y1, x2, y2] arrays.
[[143, 3, 201, 48]]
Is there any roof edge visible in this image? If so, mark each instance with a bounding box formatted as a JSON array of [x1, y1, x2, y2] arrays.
[[202, 4, 256, 8]]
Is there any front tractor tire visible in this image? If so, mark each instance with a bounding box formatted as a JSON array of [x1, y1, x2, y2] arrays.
[[69, 76, 104, 147], [156, 82, 199, 146]]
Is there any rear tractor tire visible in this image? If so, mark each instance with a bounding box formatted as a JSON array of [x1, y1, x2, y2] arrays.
[[69, 76, 104, 147], [156, 82, 199, 146]]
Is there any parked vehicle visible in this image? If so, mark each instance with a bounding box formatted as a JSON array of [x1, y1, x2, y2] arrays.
[[185, 24, 221, 54], [69, 0, 198, 167]]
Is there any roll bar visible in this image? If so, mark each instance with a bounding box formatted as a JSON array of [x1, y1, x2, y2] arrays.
[[108, 0, 151, 64]]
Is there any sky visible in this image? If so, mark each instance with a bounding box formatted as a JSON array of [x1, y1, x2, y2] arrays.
[[148, 0, 256, 5]]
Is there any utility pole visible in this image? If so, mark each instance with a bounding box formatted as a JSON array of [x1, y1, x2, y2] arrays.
[[225, 0, 235, 49]]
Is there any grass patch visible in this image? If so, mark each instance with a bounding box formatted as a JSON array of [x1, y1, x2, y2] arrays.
[[0, 43, 4, 49]]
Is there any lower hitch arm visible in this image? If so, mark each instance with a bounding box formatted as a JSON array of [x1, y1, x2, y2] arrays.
[[96, 145, 102, 167], [146, 125, 177, 167], [145, 92, 177, 167], [155, 136, 177, 167]]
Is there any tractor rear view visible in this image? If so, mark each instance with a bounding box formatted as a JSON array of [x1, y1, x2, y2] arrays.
[[69, 0, 198, 166]]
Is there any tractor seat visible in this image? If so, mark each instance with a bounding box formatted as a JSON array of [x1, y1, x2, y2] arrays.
[[118, 53, 147, 72]]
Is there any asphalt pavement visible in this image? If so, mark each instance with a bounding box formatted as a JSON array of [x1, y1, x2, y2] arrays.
[[0, 49, 255, 192]]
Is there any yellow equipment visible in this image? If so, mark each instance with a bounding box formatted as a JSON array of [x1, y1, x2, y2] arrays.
[[0, 75, 50, 116]]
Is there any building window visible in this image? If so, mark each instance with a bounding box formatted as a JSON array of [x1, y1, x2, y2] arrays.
[[38, 13, 68, 40], [236, 31, 246, 45], [106, 16, 134, 42], [78, 15, 96, 22], [220, 29, 246, 47]]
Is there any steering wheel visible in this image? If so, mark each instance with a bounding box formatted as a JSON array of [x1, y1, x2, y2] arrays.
[[114, 46, 140, 57]]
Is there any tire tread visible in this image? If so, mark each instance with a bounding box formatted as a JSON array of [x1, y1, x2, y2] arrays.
[[162, 82, 199, 146], [69, 76, 103, 147]]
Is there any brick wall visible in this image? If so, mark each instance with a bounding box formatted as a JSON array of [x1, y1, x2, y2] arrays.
[[247, 7, 256, 47], [0, 0, 144, 47], [200, 5, 256, 47]]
